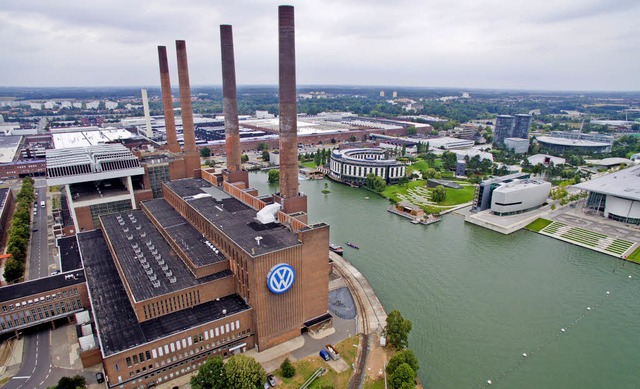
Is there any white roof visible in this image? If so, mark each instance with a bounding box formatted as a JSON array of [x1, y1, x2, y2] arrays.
[[494, 179, 551, 194], [585, 158, 632, 166], [527, 154, 566, 165], [573, 164, 640, 201], [537, 136, 611, 147]]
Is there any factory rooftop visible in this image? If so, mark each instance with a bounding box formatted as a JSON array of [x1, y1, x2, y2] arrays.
[[573, 164, 640, 201], [536, 136, 612, 147], [78, 230, 249, 356], [57, 236, 83, 272], [0, 270, 86, 303], [164, 178, 301, 256], [143, 198, 227, 268], [100, 210, 232, 302]]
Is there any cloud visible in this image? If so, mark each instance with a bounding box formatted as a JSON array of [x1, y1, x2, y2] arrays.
[[0, 0, 638, 90]]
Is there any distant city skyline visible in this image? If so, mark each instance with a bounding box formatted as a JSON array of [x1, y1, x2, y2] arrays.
[[1, 0, 639, 91]]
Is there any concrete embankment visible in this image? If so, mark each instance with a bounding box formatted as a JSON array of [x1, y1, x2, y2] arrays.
[[330, 252, 387, 334]]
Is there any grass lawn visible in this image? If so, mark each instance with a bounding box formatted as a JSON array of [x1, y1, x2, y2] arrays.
[[364, 378, 387, 389], [302, 161, 317, 169], [438, 185, 475, 206], [626, 247, 640, 264], [274, 335, 359, 388], [407, 160, 430, 174], [380, 180, 426, 203], [525, 218, 553, 232]]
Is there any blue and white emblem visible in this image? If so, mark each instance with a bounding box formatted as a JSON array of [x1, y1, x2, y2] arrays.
[[267, 263, 296, 294]]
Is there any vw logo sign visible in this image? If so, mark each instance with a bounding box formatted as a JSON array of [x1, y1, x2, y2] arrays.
[[267, 263, 296, 294]]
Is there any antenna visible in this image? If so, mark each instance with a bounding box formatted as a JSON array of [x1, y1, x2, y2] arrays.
[[255, 236, 263, 246]]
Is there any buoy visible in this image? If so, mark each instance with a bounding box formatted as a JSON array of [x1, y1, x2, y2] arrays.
[[487, 380, 492, 385], [629, 275, 632, 279], [606, 291, 610, 295], [561, 328, 565, 332], [587, 307, 591, 311], [523, 352, 528, 357]]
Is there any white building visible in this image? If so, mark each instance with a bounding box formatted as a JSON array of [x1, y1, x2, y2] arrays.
[[527, 154, 566, 166], [105, 101, 118, 110], [504, 138, 529, 154], [329, 148, 405, 185], [573, 165, 640, 225], [428, 137, 475, 150], [86, 101, 100, 109], [490, 179, 551, 216]]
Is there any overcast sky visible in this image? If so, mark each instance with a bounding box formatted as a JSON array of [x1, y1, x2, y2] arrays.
[[1, 0, 639, 91]]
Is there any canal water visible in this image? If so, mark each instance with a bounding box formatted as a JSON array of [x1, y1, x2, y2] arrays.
[[249, 172, 640, 388]]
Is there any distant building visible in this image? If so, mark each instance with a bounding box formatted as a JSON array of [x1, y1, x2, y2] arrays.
[[379, 91, 385, 97], [504, 138, 529, 154], [513, 114, 532, 139], [329, 148, 405, 185], [392, 91, 398, 98], [490, 178, 551, 216], [527, 154, 566, 166], [574, 164, 640, 225], [536, 136, 612, 154], [493, 115, 515, 147]]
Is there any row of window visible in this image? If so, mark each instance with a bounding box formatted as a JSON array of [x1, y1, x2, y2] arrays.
[[117, 339, 248, 389], [0, 299, 81, 330], [118, 319, 246, 383], [2, 288, 80, 312], [142, 290, 201, 320], [331, 161, 404, 179]]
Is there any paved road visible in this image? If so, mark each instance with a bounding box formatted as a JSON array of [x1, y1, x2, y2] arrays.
[[3, 330, 58, 389], [5, 178, 62, 389], [28, 182, 53, 280]]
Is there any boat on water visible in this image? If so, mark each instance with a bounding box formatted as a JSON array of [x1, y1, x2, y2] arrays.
[[329, 243, 344, 255], [419, 215, 441, 226], [345, 242, 360, 250]]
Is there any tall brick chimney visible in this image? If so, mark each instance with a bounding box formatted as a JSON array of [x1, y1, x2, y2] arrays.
[[175, 40, 201, 177], [220, 25, 249, 188], [157, 46, 181, 153], [277, 5, 307, 214]]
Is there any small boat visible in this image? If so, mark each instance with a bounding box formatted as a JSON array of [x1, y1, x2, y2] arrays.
[[411, 219, 420, 224], [329, 243, 344, 255], [345, 242, 360, 250]]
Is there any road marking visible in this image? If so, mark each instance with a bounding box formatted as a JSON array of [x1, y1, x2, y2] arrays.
[[11, 376, 30, 379]]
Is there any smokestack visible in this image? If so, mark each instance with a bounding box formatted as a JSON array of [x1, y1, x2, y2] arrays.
[[220, 25, 242, 172], [175, 40, 197, 154], [278, 5, 299, 199], [157, 46, 181, 153], [141, 88, 153, 138]]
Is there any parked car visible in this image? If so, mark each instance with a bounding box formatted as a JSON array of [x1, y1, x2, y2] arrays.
[[267, 374, 277, 387], [319, 349, 330, 361], [96, 372, 105, 383]]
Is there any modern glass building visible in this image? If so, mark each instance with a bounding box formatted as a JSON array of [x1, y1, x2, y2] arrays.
[[493, 115, 515, 147]]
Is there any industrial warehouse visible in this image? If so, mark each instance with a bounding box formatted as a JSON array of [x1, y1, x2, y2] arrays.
[[0, 6, 332, 389]]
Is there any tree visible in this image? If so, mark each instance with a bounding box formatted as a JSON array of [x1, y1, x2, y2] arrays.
[[386, 350, 419, 376], [280, 357, 296, 378], [441, 151, 457, 171], [240, 154, 249, 164], [224, 354, 266, 389], [431, 185, 447, 203], [385, 310, 412, 350], [191, 356, 226, 389], [3, 259, 24, 283], [422, 168, 437, 179], [200, 147, 211, 158], [258, 142, 269, 151], [401, 144, 406, 156], [406, 125, 417, 136], [314, 152, 322, 166], [52, 375, 86, 389], [389, 363, 416, 389], [262, 151, 270, 161], [268, 169, 280, 183]]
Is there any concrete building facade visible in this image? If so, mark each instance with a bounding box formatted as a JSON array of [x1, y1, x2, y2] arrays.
[[329, 148, 406, 185]]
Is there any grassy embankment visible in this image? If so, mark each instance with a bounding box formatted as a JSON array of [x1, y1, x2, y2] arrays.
[[273, 335, 359, 388], [524, 218, 553, 232]]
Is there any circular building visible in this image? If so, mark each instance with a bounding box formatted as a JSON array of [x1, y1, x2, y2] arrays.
[[329, 148, 405, 185], [536, 136, 612, 154]]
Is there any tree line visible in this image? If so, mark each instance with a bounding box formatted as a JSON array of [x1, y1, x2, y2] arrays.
[[3, 177, 35, 283]]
